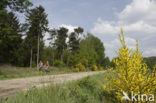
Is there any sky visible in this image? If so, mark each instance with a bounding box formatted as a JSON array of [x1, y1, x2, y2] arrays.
[[18, 0, 156, 59]]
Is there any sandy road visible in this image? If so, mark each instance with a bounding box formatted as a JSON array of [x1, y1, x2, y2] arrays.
[[0, 71, 105, 98]]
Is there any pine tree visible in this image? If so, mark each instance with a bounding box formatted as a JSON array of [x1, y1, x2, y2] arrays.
[[25, 5, 48, 68], [68, 27, 83, 54], [50, 27, 68, 61], [0, 0, 32, 65]]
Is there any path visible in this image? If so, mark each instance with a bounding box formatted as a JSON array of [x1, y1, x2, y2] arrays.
[[0, 71, 105, 98]]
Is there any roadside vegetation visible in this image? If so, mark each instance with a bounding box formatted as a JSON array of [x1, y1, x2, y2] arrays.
[[103, 29, 156, 103], [0, 72, 116, 103], [0, 65, 72, 80], [0, 64, 106, 80]]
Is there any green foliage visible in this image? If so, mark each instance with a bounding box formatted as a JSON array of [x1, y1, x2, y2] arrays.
[[0, 0, 32, 13], [41, 46, 54, 66], [75, 63, 86, 71], [72, 67, 79, 72], [68, 27, 84, 54], [50, 27, 68, 61], [54, 60, 66, 67], [92, 65, 98, 71], [69, 33, 108, 68], [144, 56, 156, 70], [0, 66, 38, 79], [24, 5, 49, 67], [0, 66, 72, 80], [0, 73, 114, 103], [86, 34, 105, 65], [0, 12, 23, 65], [0, 0, 108, 69], [102, 57, 110, 68], [99, 66, 104, 71], [0, 0, 32, 65]]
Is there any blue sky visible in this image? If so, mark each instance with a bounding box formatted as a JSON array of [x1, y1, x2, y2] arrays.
[[19, 0, 156, 59], [31, 0, 131, 29]]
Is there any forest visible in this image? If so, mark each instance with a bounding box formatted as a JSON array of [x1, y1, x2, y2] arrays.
[[0, 0, 111, 71]]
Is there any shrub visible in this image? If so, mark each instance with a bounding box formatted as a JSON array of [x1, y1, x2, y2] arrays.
[[72, 63, 87, 72], [53, 60, 65, 67], [32, 61, 36, 67], [76, 63, 86, 71], [99, 66, 103, 71], [72, 67, 79, 72], [103, 29, 156, 102], [0, 68, 3, 75], [81, 59, 88, 68], [78, 76, 97, 90], [92, 65, 98, 71]]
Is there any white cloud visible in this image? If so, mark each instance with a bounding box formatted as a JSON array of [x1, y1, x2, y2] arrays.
[[143, 48, 156, 57], [44, 24, 78, 46], [118, 0, 156, 24], [59, 24, 84, 42], [91, 18, 119, 35], [91, 0, 156, 59], [105, 37, 136, 50], [105, 37, 136, 58], [91, 19, 156, 38], [44, 32, 51, 46], [60, 24, 77, 33]]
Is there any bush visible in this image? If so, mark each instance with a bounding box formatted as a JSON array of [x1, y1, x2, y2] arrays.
[[53, 60, 65, 67], [0, 70, 3, 75], [72, 67, 79, 72], [77, 63, 86, 71], [32, 61, 36, 67], [81, 59, 88, 68], [78, 76, 97, 91], [72, 63, 86, 72], [99, 66, 103, 71], [92, 65, 98, 71], [103, 29, 156, 102]]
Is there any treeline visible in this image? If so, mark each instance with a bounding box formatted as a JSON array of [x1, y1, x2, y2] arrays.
[[0, 0, 32, 66], [44, 32, 110, 68], [144, 56, 156, 70], [0, 0, 110, 69]]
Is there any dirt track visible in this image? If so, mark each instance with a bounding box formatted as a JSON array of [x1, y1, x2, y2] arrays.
[[0, 71, 105, 98]]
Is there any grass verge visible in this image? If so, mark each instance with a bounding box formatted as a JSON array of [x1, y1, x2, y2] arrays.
[[0, 65, 73, 80], [0, 72, 116, 103]]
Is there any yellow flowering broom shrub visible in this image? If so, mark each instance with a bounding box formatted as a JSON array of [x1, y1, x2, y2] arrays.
[[72, 63, 86, 72], [72, 67, 79, 72], [99, 66, 103, 71], [103, 29, 156, 103], [92, 65, 98, 71]]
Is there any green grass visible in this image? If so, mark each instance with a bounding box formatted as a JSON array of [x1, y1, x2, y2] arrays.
[[0, 72, 116, 103], [0, 65, 73, 80]]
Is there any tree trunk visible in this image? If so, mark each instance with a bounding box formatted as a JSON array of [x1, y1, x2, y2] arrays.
[[61, 54, 63, 61], [67, 53, 70, 67], [37, 35, 40, 69], [30, 48, 33, 68], [52, 50, 54, 66]]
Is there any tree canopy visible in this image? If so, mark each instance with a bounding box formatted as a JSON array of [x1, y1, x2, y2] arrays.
[[0, 1, 110, 69]]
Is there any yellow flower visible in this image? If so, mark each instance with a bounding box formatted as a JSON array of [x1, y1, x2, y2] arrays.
[[103, 28, 156, 102]]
